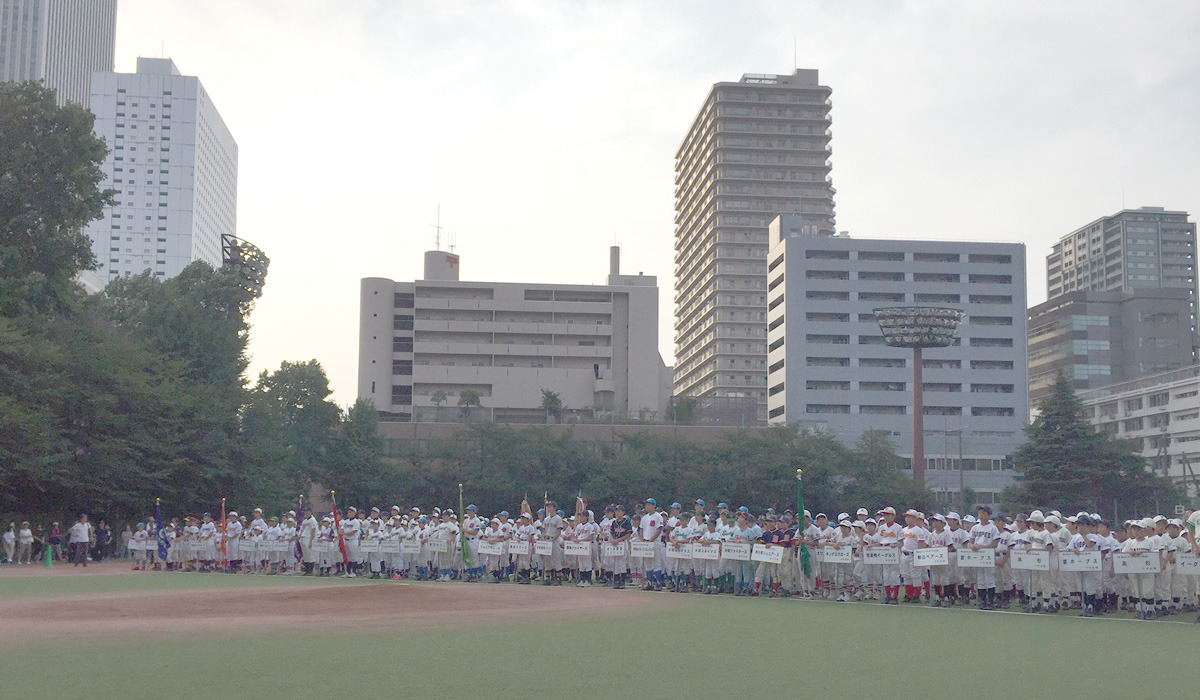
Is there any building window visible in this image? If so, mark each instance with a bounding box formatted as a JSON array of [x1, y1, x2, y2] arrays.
[[393, 315, 414, 331], [392, 359, 413, 375]]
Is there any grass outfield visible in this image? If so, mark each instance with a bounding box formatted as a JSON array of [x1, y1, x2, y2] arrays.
[[3, 574, 1194, 699]]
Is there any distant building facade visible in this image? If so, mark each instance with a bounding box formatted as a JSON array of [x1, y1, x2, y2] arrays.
[[0, 0, 117, 107], [359, 248, 671, 424], [1027, 289, 1194, 407], [1047, 206, 1196, 307], [1077, 365, 1200, 497], [85, 58, 238, 283], [765, 215, 1028, 504]]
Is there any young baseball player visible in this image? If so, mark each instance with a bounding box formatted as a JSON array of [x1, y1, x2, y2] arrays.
[[607, 505, 632, 589], [828, 519, 857, 602], [639, 498, 665, 591], [926, 514, 951, 606], [697, 517, 722, 594], [968, 506, 1000, 610], [730, 511, 760, 596], [900, 509, 928, 603], [876, 507, 903, 604], [1122, 519, 1158, 619]]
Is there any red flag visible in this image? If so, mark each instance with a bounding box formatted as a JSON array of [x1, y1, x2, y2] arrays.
[[330, 491, 349, 567]]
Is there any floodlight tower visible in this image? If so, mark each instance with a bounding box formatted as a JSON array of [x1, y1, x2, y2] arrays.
[[873, 306, 965, 488]]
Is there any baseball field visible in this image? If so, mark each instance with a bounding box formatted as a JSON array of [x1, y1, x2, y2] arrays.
[[1, 563, 1191, 699]]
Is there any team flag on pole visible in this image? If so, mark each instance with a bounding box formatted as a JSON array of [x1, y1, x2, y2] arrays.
[[156, 498, 169, 562], [796, 469, 812, 578], [330, 490, 349, 567], [458, 483, 473, 567]]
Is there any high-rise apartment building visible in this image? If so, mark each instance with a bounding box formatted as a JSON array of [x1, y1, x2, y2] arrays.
[[0, 0, 117, 107], [766, 215, 1028, 504], [1047, 207, 1197, 304], [673, 69, 836, 421], [359, 248, 672, 424], [85, 58, 238, 283], [1034, 207, 1197, 403]]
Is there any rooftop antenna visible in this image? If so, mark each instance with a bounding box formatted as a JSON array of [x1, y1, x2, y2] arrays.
[[448, 230, 457, 254], [431, 204, 442, 251]]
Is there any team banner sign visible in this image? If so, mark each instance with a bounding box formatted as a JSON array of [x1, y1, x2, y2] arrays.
[[359, 540, 381, 553], [863, 548, 899, 565], [630, 541, 656, 559], [751, 544, 784, 564], [1113, 552, 1161, 574], [957, 550, 996, 568], [666, 543, 694, 559], [477, 541, 505, 556], [1010, 550, 1050, 571], [693, 543, 721, 561], [401, 541, 422, 554], [425, 540, 449, 553], [1175, 553, 1200, 575], [534, 541, 554, 557], [1057, 551, 1101, 572], [507, 541, 531, 557], [380, 541, 401, 554], [564, 542, 591, 557], [818, 547, 853, 564], [601, 543, 626, 558], [721, 542, 753, 561], [914, 547, 949, 567]]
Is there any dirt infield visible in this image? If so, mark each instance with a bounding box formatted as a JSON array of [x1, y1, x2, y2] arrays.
[[0, 565, 665, 647]]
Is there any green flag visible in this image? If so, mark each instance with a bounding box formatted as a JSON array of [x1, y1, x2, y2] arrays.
[[796, 468, 812, 578], [458, 483, 473, 567], [44, 542, 53, 568]]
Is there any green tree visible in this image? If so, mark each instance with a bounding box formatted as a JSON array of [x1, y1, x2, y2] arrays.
[[0, 81, 114, 314], [1008, 373, 1181, 518], [666, 396, 698, 425], [245, 360, 342, 486], [458, 389, 481, 420], [328, 398, 395, 507], [540, 389, 563, 424]]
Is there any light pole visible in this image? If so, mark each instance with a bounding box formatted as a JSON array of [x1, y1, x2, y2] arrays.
[[873, 306, 964, 489]]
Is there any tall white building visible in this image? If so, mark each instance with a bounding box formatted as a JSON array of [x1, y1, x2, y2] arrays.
[[359, 248, 672, 424], [85, 58, 238, 283], [0, 0, 117, 107], [674, 69, 837, 422], [765, 215, 1028, 504]]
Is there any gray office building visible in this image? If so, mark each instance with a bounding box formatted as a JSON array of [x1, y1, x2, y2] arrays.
[[1027, 289, 1194, 406], [0, 0, 118, 107], [766, 215, 1028, 504]]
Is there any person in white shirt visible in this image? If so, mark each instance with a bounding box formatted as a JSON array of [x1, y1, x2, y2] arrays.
[[68, 514, 92, 567], [968, 506, 1001, 610], [3, 523, 15, 564], [1121, 519, 1159, 620], [875, 507, 903, 604], [925, 515, 952, 606], [639, 498, 665, 591], [899, 509, 929, 603], [341, 507, 363, 578], [298, 511, 318, 575], [462, 505, 486, 582]]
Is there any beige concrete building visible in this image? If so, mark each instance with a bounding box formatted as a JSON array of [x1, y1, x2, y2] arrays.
[[359, 248, 671, 423], [673, 69, 837, 422]]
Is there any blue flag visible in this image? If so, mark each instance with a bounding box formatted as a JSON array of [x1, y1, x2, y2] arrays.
[[156, 501, 168, 561]]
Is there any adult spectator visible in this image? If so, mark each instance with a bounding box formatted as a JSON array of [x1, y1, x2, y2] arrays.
[[69, 514, 93, 567], [16, 522, 33, 564], [120, 525, 132, 559]]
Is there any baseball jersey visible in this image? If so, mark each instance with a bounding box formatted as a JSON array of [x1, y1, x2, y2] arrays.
[[877, 521, 903, 547], [640, 512, 663, 541], [901, 525, 928, 552], [969, 522, 1000, 547], [610, 517, 632, 541]]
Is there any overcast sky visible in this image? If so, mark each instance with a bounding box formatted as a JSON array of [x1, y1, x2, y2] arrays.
[[113, 0, 1200, 407]]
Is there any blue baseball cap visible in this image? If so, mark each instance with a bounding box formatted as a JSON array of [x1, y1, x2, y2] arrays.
[[737, 506, 750, 514], [645, 498, 658, 507], [499, 510, 509, 517], [695, 499, 706, 507], [670, 502, 682, 510], [557, 510, 565, 517], [718, 502, 729, 510], [467, 504, 477, 511]]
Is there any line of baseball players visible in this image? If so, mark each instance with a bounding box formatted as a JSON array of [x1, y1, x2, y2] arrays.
[[125, 500, 1199, 620]]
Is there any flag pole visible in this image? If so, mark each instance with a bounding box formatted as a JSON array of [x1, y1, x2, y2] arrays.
[[458, 483, 472, 569], [330, 490, 349, 569], [220, 497, 227, 571], [796, 469, 812, 578]]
